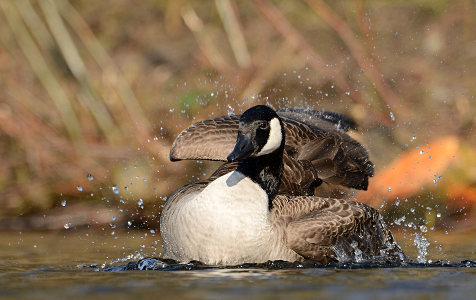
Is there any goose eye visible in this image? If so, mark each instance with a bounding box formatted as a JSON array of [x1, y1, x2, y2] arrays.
[[259, 122, 268, 129]]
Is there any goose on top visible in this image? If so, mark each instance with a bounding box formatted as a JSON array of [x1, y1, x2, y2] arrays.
[[160, 105, 406, 265]]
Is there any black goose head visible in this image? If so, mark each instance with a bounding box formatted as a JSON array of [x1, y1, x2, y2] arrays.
[[227, 105, 285, 163]]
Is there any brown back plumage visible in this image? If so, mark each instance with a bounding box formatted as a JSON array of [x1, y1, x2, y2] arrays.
[[271, 195, 405, 263]]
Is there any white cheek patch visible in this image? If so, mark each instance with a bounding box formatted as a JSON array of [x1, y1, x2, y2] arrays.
[[257, 118, 282, 156]]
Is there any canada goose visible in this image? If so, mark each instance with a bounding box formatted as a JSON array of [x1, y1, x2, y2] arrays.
[[160, 105, 405, 265], [170, 108, 374, 196]]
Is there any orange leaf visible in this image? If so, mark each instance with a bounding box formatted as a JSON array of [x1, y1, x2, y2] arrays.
[[358, 136, 460, 207]]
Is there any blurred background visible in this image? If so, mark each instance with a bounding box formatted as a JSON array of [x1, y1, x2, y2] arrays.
[[0, 0, 475, 239]]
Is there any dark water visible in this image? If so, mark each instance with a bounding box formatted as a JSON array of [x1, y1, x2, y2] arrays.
[[1, 230, 475, 299]]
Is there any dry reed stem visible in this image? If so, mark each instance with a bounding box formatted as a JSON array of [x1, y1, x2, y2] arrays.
[[305, 0, 407, 120], [1, 1, 83, 142], [252, 0, 395, 126], [252, 0, 358, 100], [38, 0, 118, 142], [215, 0, 252, 68], [240, 42, 296, 100], [61, 1, 155, 150], [182, 6, 232, 74]]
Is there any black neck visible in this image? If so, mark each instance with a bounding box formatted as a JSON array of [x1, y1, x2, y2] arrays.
[[236, 148, 284, 209]]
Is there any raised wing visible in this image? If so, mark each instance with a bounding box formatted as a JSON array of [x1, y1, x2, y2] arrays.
[[170, 115, 239, 161], [277, 108, 357, 132]]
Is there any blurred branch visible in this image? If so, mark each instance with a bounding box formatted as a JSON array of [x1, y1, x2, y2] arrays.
[[215, 0, 252, 68], [240, 42, 295, 100], [353, 0, 373, 46], [0, 1, 83, 142], [252, 0, 396, 126], [304, 0, 406, 118], [181, 6, 231, 74], [252, 0, 358, 101], [16, 0, 54, 47]]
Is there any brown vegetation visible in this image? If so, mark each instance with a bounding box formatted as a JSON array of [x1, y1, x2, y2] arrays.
[[0, 0, 475, 230]]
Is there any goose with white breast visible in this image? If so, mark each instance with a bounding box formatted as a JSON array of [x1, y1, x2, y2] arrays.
[[160, 105, 405, 265]]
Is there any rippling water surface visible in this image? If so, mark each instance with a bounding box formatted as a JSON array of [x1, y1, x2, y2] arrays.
[[1, 230, 475, 299]]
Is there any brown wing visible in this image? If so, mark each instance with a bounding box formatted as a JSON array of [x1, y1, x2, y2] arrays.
[[277, 108, 357, 132], [296, 131, 374, 190], [282, 117, 374, 191], [272, 195, 404, 263], [170, 115, 239, 161]]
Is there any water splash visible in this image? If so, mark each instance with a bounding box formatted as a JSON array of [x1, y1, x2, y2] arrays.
[[413, 233, 430, 263], [350, 241, 363, 262], [98, 257, 476, 272]]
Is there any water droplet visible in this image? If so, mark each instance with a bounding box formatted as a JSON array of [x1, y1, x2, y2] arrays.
[[395, 200, 400, 206], [420, 225, 428, 233], [389, 112, 395, 121], [395, 216, 406, 225], [87, 174, 94, 181], [388, 187, 392, 192], [77, 186, 83, 192], [226, 104, 235, 116], [112, 216, 116, 222], [112, 185, 119, 194], [150, 229, 156, 234], [436, 213, 441, 218], [138, 199, 144, 206], [419, 150, 425, 155], [61, 200, 67, 207], [64, 222, 72, 229], [127, 221, 132, 226]]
